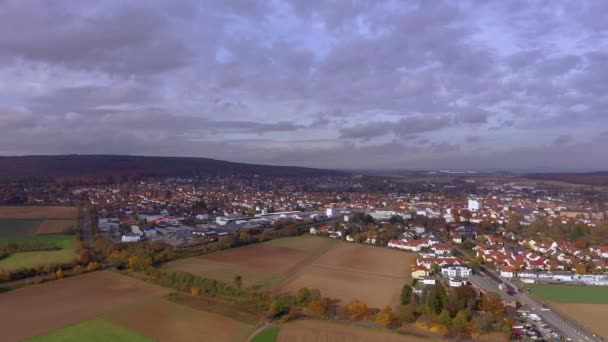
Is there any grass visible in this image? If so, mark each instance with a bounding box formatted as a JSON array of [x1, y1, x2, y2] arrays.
[[0, 234, 76, 270], [527, 284, 608, 303], [252, 325, 280, 342], [0, 218, 43, 238], [26, 319, 152, 342]]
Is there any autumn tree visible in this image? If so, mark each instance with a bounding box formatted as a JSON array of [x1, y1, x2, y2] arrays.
[[401, 284, 413, 305], [268, 298, 287, 317], [128, 255, 140, 270], [479, 292, 504, 317], [438, 309, 452, 328], [346, 300, 368, 320], [190, 286, 201, 296], [452, 309, 470, 336], [86, 261, 101, 272], [575, 263, 587, 275], [306, 300, 328, 316], [375, 306, 395, 326], [297, 287, 312, 306], [55, 268, 64, 279], [398, 303, 417, 324]]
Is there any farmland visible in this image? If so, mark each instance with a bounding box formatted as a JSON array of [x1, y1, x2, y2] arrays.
[[0, 206, 79, 271], [0, 206, 78, 219], [277, 320, 436, 342], [165, 235, 414, 309], [27, 319, 151, 342], [550, 303, 608, 338], [0, 234, 77, 271], [527, 284, 608, 303], [0, 271, 169, 341], [164, 235, 337, 289], [106, 298, 255, 342], [280, 242, 415, 308]]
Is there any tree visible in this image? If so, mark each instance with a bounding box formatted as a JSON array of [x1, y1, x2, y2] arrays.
[[438, 309, 452, 328], [86, 261, 101, 272], [398, 303, 417, 324], [190, 286, 201, 296], [575, 263, 587, 275], [346, 300, 368, 320], [234, 275, 243, 289], [128, 255, 140, 270], [427, 284, 446, 314], [306, 300, 328, 316], [471, 312, 494, 335], [375, 305, 394, 326], [268, 299, 286, 317], [55, 268, 64, 279], [401, 284, 413, 305], [452, 310, 470, 336], [79, 250, 91, 265], [479, 292, 504, 317], [297, 287, 312, 306]]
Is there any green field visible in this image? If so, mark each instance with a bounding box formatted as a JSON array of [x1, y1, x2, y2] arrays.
[[528, 284, 608, 303], [252, 325, 280, 342], [0, 218, 43, 237], [26, 319, 152, 342], [0, 234, 76, 270]]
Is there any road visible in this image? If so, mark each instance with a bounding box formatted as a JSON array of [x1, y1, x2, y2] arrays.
[[81, 207, 93, 244], [245, 322, 275, 342], [443, 236, 604, 342]]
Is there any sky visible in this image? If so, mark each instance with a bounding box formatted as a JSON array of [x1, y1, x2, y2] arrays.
[[1, 0, 607, 171]]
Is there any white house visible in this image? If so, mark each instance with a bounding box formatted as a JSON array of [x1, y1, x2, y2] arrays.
[[441, 265, 472, 278], [121, 233, 141, 242], [326, 208, 342, 218], [468, 199, 482, 211]]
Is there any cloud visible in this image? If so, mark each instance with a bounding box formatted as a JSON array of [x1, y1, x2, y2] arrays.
[[0, 0, 605, 170], [552, 135, 573, 146]]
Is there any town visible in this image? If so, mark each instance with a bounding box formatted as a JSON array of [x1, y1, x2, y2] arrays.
[[2, 171, 608, 341]]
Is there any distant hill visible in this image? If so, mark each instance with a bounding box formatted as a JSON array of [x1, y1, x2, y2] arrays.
[[0, 155, 344, 181], [527, 172, 608, 186]]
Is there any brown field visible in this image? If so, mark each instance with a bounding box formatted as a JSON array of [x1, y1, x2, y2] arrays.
[[35, 219, 77, 234], [551, 303, 608, 338], [203, 244, 312, 273], [0, 271, 169, 341], [278, 320, 435, 342], [0, 206, 78, 219], [106, 298, 255, 342], [280, 242, 415, 308], [164, 241, 318, 288]]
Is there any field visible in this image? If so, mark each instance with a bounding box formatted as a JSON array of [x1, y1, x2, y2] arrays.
[[279, 242, 415, 308], [527, 284, 608, 303], [253, 326, 280, 342], [0, 206, 78, 219], [0, 206, 78, 270], [0, 234, 76, 271], [105, 298, 255, 342], [278, 320, 436, 342], [166, 235, 415, 309], [0, 271, 170, 341], [26, 319, 151, 342], [550, 303, 608, 338], [164, 235, 337, 289], [527, 284, 608, 338]]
